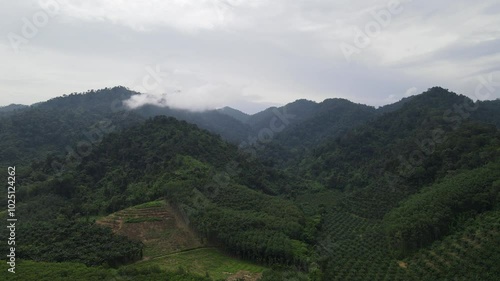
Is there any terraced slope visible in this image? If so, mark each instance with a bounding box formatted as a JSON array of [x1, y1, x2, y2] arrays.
[[97, 200, 267, 280], [97, 200, 204, 258]]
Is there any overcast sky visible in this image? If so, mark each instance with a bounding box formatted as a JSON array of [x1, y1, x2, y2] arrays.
[[1, 0, 499, 113]]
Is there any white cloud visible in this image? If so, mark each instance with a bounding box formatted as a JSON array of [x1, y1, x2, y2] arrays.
[[125, 67, 255, 111], [54, 0, 270, 32]]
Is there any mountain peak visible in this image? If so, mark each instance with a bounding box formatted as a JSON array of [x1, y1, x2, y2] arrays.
[[217, 106, 250, 123]]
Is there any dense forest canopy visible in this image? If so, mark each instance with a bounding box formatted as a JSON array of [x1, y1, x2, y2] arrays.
[[1, 86, 499, 280]]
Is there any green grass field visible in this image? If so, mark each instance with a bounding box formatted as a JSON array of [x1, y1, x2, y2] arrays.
[[1, 249, 265, 281], [133, 247, 266, 280]]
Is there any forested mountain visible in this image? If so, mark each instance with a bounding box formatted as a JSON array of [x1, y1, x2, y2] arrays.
[[2, 86, 500, 280], [376, 95, 415, 114], [0, 87, 143, 167], [297, 88, 500, 215], [0, 104, 28, 114], [245, 99, 319, 131], [255, 99, 378, 167], [472, 99, 500, 128], [134, 105, 252, 143], [275, 98, 377, 148], [0, 87, 259, 170], [6, 116, 313, 276], [0, 86, 384, 168], [217, 106, 250, 123], [294, 87, 500, 280]]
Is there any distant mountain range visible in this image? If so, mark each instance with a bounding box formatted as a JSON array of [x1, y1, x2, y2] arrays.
[[1, 86, 500, 280], [2, 86, 499, 166], [0, 103, 29, 114]]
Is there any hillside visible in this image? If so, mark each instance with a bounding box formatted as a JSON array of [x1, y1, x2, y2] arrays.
[[217, 106, 250, 123], [96, 200, 204, 258], [96, 200, 266, 280], [245, 99, 318, 131], [256, 98, 378, 167], [293, 87, 500, 280], [0, 87, 252, 167], [302, 88, 499, 195], [472, 99, 500, 128], [3, 86, 500, 281], [13, 115, 312, 279], [133, 104, 252, 143], [0, 87, 143, 166], [0, 103, 28, 114]]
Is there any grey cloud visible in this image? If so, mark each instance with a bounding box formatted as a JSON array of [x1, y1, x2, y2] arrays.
[[1, 0, 499, 109], [420, 39, 500, 63]]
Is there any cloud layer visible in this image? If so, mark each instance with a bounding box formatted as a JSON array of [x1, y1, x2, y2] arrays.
[[1, 0, 499, 112]]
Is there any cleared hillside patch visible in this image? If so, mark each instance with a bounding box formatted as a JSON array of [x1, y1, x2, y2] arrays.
[[97, 200, 204, 258]]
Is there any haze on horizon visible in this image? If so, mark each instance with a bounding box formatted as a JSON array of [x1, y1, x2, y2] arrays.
[[1, 0, 499, 114]]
